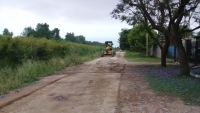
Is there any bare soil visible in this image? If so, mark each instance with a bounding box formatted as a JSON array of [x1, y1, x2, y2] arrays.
[[0, 52, 200, 113]]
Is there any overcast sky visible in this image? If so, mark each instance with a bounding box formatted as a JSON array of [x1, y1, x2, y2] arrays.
[[0, 0, 132, 47]]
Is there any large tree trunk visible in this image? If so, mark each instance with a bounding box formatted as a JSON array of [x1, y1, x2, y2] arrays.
[[147, 30, 169, 67], [161, 49, 167, 67], [175, 38, 190, 75]]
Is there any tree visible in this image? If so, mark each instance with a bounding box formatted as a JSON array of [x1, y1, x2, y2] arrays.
[[34, 23, 52, 39], [111, 1, 170, 67], [65, 32, 76, 42], [89, 41, 104, 46], [51, 28, 61, 40], [128, 24, 155, 52], [118, 28, 131, 50], [111, 0, 200, 75], [3, 28, 13, 37], [75, 35, 86, 44], [21, 25, 61, 40], [21, 27, 35, 37], [85, 41, 103, 46], [180, 26, 194, 38]]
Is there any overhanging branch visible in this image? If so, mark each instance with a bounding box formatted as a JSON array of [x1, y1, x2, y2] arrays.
[[183, 26, 200, 32]]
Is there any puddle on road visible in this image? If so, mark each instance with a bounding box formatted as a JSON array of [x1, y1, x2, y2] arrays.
[[56, 95, 67, 101]]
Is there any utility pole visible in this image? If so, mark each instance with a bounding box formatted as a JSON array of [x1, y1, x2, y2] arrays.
[[146, 32, 148, 57], [144, 0, 149, 57]]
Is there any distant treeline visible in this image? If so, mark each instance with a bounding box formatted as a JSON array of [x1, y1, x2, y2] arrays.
[[2, 23, 104, 46]]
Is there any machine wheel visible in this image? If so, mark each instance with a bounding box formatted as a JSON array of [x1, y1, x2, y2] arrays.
[[101, 51, 104, 57], [114, 50, 116, 55]]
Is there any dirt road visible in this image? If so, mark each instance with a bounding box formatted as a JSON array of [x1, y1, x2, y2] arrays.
[[0, 52, 200, 113]]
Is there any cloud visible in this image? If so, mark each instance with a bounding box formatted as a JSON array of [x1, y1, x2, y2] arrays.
[[1, 0, 119, 23], [0, 0, 132, 47]]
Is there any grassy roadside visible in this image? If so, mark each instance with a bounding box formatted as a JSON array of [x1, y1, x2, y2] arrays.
[[125, 51, 174, 63], [0, 52, 100, 94], [125, 51, 200, 105], [125, 51, 161, 62]]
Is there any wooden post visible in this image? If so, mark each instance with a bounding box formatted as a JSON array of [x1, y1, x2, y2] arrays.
[[146, 32, 148, 57]]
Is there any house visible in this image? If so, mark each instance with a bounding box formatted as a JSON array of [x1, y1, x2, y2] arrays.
[[150, 36, 200, 63]]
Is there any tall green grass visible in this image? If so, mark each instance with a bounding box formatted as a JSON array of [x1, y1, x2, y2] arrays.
[[0, 35, 102, 94], [0, 52, 100, 94], [0, 35, 102, 68]]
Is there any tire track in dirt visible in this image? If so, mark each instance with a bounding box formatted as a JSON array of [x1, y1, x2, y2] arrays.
[[0, 75, 67, 110], [0, 53, 124, 113], [3, 52, 200, 113]]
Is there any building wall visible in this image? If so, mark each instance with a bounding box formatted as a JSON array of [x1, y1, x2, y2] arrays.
[[150, 37, 197, 59], [150, 44, 161, 58], [168, 46, 178, 57], [183, 38, 197, 58]]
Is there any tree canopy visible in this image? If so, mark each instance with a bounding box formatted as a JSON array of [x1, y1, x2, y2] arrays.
[[21, 27, 35, 37], [111, 0, 200, 75], [65, 32, 103, 45], [118, 28, 131, 50], [3, 28, 13, 37], [76, 35, 86, 44], [128, 24, 155, 52], [65, 32, 76, 42], [51, 28, 61, 40], [21, 23, 61, 40]]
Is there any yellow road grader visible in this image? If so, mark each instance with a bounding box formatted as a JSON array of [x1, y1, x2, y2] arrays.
[[101, 41, 116, 57]]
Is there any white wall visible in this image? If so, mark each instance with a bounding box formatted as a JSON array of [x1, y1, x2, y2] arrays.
[[150, 45, 161, 58]]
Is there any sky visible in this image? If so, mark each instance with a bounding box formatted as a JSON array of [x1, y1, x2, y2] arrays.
[[0, 0, 132, 47]]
